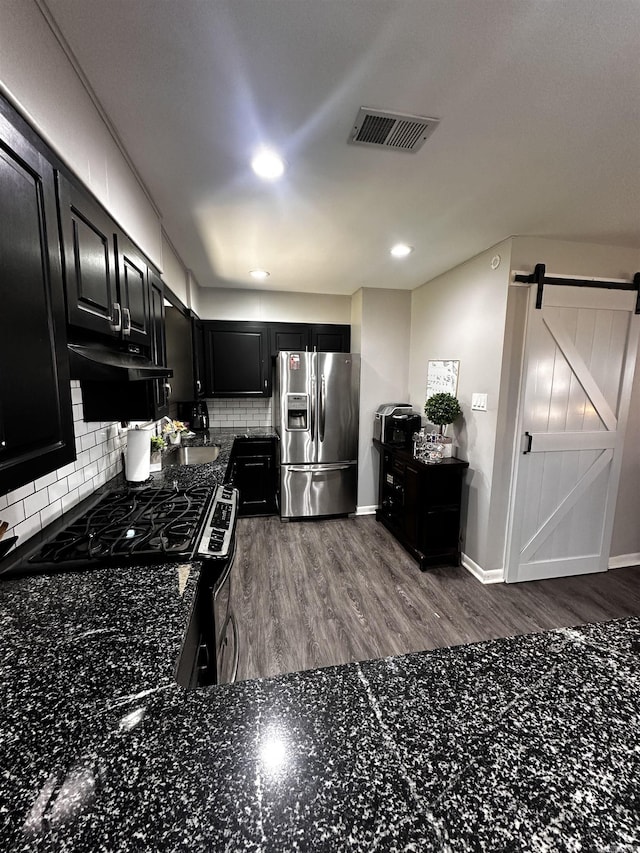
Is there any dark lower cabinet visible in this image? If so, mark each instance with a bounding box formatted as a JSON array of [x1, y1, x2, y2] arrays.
[[374, 440, 469, 569], [0, 99, 75, 495], [226, 438, 277, 516]]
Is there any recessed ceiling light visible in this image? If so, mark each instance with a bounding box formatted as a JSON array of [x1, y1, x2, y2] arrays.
[[250, 268, 270, 280], [390, 243, 413, 258], [251, 148, 285, 180]]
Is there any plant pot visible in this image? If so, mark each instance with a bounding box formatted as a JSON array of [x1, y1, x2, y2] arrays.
[[167, 432, 181, 446], [150, 450, 163, 472]]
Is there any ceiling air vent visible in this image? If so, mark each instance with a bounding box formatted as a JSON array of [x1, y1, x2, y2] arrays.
[[348, 107, 439, 153]]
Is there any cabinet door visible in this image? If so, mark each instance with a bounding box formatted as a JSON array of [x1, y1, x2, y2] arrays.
[[270, 323, 311, 356], [311, 324, 351, 352], [233, 456, 276, 515], [192, 318, 206, 397], [149, 270, 169, 418], [0, 107, 75, 495], [115, 231, 150, 347], [57, 174, 118, 338], [205, 322, 269, 396]]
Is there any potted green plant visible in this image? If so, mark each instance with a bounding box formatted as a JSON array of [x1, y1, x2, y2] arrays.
[[150, 434, 166, 470], [424, 392, 462, 457]]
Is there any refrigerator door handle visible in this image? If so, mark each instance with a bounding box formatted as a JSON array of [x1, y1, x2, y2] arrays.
[[288, 464, 353, 472], [319, 374, 326, 442], [310, 373, 316, 440]]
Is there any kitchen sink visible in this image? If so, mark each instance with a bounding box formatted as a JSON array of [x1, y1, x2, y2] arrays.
[[174, 445, 220, 465]]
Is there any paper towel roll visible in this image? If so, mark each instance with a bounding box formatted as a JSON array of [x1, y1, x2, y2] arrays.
[[126, 428, 151, 482]]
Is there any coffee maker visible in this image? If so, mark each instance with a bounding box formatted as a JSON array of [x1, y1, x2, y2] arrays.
[[177, 401, 209, 431]]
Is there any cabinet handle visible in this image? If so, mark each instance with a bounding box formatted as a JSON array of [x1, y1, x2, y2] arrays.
[[110, 302, 122, 332], [264, 379, 267, 388], [196, 379, 202, 394], [122, 307, 132, 336], [164, 382, 172, 398]]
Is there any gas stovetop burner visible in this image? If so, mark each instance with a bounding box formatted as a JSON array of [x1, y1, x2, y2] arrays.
[[28, 486, 214, 570]]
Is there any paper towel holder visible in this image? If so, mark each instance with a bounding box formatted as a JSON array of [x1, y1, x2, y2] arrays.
[[126, 425, 153, 483]]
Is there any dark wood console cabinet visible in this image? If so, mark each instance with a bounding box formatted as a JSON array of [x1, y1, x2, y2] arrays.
[[374, 439, 468, 570]]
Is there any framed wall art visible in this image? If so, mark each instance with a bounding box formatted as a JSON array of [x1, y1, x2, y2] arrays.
[[426, 360, 459, 399]]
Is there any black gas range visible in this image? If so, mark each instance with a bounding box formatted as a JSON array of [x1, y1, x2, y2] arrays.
[[3, 482, 240, 686]]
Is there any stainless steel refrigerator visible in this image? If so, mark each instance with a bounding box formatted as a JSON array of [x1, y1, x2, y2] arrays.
[[275, 351, 360, 519]]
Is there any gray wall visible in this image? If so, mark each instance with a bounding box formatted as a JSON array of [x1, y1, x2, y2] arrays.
[[408, 240, 512, 571], [355, 289, 412, 511], [0, 0, 163, 268]]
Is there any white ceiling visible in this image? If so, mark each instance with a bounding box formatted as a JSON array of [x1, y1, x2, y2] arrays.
[[44, 0, 640, 296]]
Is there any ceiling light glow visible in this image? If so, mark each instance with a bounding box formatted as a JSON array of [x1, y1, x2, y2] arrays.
[[250, 269, 270, 280], [251, 148, 285, 180], [390, 243, 413, 258]]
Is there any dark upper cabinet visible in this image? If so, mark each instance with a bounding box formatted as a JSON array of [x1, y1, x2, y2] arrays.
[[192, 317, 207, 398], [79, 267, 169, 422], [115, 231, 150, 347], [0, 102, 75, 495], [269, 324, 311, 356], [269, 323, 351, 356], [148, 269, 169, 418], [204, 322, 270, 397], [311, 324, 350, 353], [58, 174, 150, 348], [199, 321, 351, 397], [57, 176, 117, 336]]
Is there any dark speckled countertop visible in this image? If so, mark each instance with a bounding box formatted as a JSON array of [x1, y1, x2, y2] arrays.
[[1, 431, 639, 851]]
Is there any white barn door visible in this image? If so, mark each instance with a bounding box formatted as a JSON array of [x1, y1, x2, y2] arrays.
[[506, 284, 639, 583]]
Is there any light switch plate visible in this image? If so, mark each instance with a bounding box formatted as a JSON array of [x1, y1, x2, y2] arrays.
[[471, 393, 488, 411]]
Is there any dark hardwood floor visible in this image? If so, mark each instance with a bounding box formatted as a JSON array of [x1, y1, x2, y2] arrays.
[[232, 514, 640, 682]]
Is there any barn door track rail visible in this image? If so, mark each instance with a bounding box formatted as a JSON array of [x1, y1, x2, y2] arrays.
[[514, 263, 640, 313]]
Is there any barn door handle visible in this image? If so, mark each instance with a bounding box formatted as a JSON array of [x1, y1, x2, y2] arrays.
[[523, 431, 533, 454]]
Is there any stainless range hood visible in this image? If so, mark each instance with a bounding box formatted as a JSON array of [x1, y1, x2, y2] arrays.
[[68, 343, 173, 382]]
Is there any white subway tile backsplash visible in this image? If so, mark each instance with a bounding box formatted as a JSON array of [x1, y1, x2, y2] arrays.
[[34, 471, 58, 491], [14, 513, 42, 542], [67, 470, 83, 491], [80, 432, 97, 452], [6, 483, 35, 504], [61, 488, 80, 513], [1, 381, 128, 549], [40, 499, 63, 528], [57, 462, 76, 479], [89, 444, 104, 463], [48, 478, 69, 503], [206, 396, 271, 428], [23, 489, 50, 518], [2, 502, 26, 528]]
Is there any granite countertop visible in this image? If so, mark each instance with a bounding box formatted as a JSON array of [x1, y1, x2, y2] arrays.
[[1, 434, 639, 850]]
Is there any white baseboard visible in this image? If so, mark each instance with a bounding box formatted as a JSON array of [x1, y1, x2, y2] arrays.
[[461, 552, 504, 584], [608, 552, 640, 570], [356, 505, 378, 516]]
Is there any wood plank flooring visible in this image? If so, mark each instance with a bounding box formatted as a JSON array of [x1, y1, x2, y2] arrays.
[[232, 514, 640, 682]]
